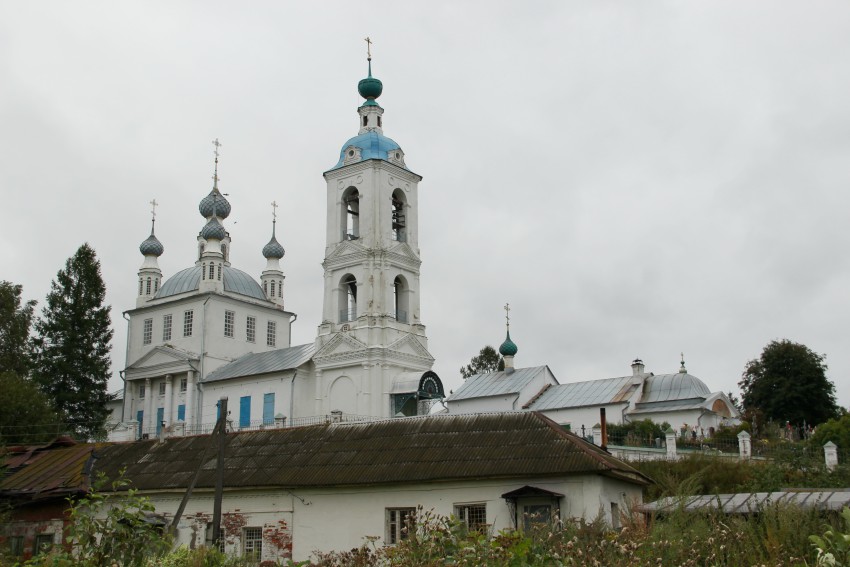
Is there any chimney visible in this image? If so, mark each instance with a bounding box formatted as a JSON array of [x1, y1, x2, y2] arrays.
[[631, 358, 645, 376]]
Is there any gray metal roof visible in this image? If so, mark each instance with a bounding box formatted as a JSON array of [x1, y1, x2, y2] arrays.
[[155, 266, 266, 301], [447, 366, 548, 401], [641, 490, 850, 515], [203, 343, 315, 382], [529, 375, 636, 410], [642, 373, 711, 403], [93, 412, 651, 490], [629, 399, 709, 414]]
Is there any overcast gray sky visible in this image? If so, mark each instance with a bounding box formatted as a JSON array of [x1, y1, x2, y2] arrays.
[[2, 1, 849, 410]]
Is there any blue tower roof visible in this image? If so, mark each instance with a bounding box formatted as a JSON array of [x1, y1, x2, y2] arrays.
[[329, 131, 407, 172]]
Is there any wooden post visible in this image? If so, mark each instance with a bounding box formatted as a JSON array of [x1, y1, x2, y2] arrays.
[[212, 397, 228, 549]]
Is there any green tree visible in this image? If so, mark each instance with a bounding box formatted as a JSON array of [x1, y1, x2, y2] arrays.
[[811, 412, 850, 450], [0, 371, 60, 445], [739, 339, 839, 427], [33, 244, 113, 440], [460, 345, 504, 379], [0, 280, 36, 376]]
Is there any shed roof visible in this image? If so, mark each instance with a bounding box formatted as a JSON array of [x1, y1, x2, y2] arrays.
[[447, 366, 549, 401], [0, 440, 100, 500], [203, 343, 315, 382], [93, 412, 650, 490], [641, 490, 850, 515]]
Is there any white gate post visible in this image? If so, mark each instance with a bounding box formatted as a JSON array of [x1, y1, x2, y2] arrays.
[[737, 430, 751, 460], [665, 427, 677, 460], [824, 441, 838, 471], [592, 424, 602, 447]]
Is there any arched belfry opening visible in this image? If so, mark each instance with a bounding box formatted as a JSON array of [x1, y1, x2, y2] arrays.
[[393, 275, 409, 323], [391, 189, 406, 242], [341, 187, 359, 241], [339, 274, 358, 323]]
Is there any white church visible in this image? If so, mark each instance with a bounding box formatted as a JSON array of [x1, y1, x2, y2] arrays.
[[116, 57, 443, 438], [110, 52, 735, 441]]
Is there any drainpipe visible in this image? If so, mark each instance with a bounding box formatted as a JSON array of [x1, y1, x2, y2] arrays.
[[289, 313, 297, 343], [198, 296, 212, 428], [289, 370, 297, 423], [122, 312, 131, 422]]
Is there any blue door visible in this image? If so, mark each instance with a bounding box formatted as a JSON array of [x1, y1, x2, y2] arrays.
[[136, 410, 143, 439], [156, 407, 164, 436], [239, 396, 251, 428], [263, 393, 275, 425], [177, 404, 186, 422]]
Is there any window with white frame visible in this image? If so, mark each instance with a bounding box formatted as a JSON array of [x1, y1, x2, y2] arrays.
[[455, 503, 487, 532], [180, 376, 187, 392], [142, 318, 153, 345], [183, 310, 194, 337], [162, 314, 172, 341], [267, 321, 276, 347], [246, 316, 256, 343], [243, 527, 262, 559], [224, 310, 235, 337], [158, 382, 166, 396], [386, 508, 416, 545]]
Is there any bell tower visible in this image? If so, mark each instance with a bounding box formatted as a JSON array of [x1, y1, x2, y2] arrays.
[[312, 43, 440, 418]]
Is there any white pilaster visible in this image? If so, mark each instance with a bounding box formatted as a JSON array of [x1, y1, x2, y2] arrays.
[[164, 374, 173, 427]]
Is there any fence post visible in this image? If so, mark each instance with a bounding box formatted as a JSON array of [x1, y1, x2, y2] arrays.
[[665, 427, 677, 460], [824, 441, 838, 471], [737, 430, 751, 460], [129, 420, 139, 441], [592, 424, 602, 447]]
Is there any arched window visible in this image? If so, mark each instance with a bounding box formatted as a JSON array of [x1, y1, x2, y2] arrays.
[[146, 277, 151, 295], [341, 188, 360, 241], [391, 189, 406, 242], [339, 274, 357, 323], [221, 243, 228, 262], [278, 280, 282, 298], [393, 276, 409, 323], [270, 280, 275, 298], [198, 243, 205, 260], [208, 263, 215, 281], [363, 115, 368, 127], [202, 263, 206, 280], [138, 279, 143, 296], [154, 278, 159, 293], [263, 280, 268, 295], [217, 263, 222, 281]]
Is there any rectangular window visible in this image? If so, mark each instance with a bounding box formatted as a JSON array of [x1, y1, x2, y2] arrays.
[[162, 314, 172, 341], [34, 534, 53, 555], [243, 527, 262, 559], [224, 310, 235, 337], [611, 502, 620, 529], [9, 536, 24, 556], [180, 376, 187, 392], [139, 383, 146, 399], [158, 382, 166, 396], [246, 316, 256, 343], [386, 508, 416, 545], [177, 404, 186, 421], [455, 503, 487, 533], [263, 393, 275, 425], [143, 318, 153, 345], [266, 321, 276, 347], [239, 395, 251, 428], [183, 310, 194, 337]]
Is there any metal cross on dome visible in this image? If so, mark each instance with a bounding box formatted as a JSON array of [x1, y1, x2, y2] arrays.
[[149, 198, 158, 220], [211, 138, 222, 185], [364, 36, 372, 60], [504, 303, 511, 327], [271, 200, 278, 221]]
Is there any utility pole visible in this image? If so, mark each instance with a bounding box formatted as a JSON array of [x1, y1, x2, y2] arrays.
[[212, 396, 228, 549]]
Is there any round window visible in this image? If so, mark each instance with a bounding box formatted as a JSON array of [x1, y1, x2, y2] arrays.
[[348, 150, 355, 157]]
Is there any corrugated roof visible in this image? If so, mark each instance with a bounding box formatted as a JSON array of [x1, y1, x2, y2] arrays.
[[0, 441, 100, 500], [529, 376, 636, 410], [447, 366, 548, 401], [629, 399, 708, 414], [93, 412, 650, 490], [155, 266, 267, 301], [641, 490, 850, 515], [203, 344, 315, 382]]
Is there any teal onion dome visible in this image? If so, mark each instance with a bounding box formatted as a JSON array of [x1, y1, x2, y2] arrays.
[[200, 217, 227, 241], [358, 75, 383, 101], [499, 331, 518, 357], [262, 235, 285, 259], [199, 189, 231, 220], [139, 233, 164, 256]]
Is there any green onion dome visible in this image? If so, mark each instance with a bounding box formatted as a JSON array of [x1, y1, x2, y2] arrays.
[[358, 75, 383, 101], [499, 331, 518, 357]]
